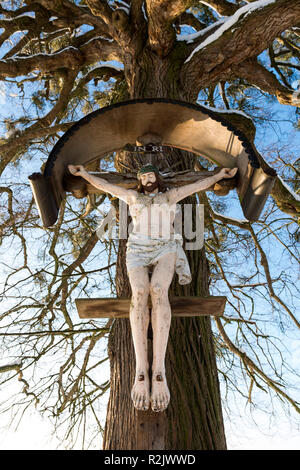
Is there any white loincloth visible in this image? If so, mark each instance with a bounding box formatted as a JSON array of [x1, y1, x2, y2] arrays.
[[126, 232, 192, 285]]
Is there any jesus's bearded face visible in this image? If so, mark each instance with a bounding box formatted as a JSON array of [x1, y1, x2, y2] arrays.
[[139, 171, 159, 193]]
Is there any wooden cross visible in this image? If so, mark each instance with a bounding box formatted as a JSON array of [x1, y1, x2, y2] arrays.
[[76, 296, 226, 320], [76, 296, 226, 450], [69, 151, 229, 449], [63, 167, 237, 200], [75, 294, 226, 450]]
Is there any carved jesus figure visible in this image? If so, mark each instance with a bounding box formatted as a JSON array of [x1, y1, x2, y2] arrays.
[[68, 163, 237, 413]]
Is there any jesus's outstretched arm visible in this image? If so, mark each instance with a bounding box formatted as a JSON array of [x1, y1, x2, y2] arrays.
[[68, 164, 137, 205], [166, 167, 238, 204]]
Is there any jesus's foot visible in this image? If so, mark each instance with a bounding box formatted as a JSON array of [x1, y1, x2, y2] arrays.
[[131, 371, 150, 411], [151, 371, 170, 412]]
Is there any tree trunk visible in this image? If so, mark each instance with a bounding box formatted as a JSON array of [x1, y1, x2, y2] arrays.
[[103, 53, 227, 449]]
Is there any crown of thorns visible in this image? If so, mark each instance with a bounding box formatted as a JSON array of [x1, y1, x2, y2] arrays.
[[137, 164, 160, 180]]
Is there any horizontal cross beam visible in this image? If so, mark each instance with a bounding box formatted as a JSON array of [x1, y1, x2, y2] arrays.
[[75, 296, 227, 319], [64, 169, 237, 198]]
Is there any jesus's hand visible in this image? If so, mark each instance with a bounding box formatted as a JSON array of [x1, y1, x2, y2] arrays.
[[217, 167, 238, 180], [68, 164, 88, 178]]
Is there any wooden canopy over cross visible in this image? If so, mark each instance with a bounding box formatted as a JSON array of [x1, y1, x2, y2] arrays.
[[27, 98, 257, 449], [28, 98, 277, 228]]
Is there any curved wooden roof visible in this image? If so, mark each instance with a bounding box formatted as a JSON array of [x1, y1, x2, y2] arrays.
[[29, 99, 276, 227]]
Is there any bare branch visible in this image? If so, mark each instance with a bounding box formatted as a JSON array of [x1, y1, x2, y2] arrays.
[[218, 80, 229, 109], [278, 35, 300, 60], [179, 11, 206, 31], [275, 61, 300, 71], [271, 176, 300, 219], [130, 0, 147, 29], [0, 4, 38, 18], [248, 225, 300, 330], [146, 0, 194, 56], [200, 0, 239, 16], [182, 0, 300, 93], [0, 363, 22, 373], [0, 35, 120, 79], [226, 58, 300, 107], [215, 317, 300, 414], [72, 66, 124, 94], [86, 0, 114, 26], [0, 69, 77, 174]]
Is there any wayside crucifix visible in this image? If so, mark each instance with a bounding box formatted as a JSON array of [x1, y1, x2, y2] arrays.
[[68, 161, 237, 412]]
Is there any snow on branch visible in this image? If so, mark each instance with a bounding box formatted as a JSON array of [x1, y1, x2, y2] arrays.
[[200, 0, 240, 17], [0, 35, 120, 78], [211, 211, 250, 227], [185, 0, 277, 63], [271, 175, 300, 219], [277, 176, 300, 202], [177, 17, 226, 43]]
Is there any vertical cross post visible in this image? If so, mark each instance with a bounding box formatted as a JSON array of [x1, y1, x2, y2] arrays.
[[76, 296, 226, 449], [136, 315, 166, 450]]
